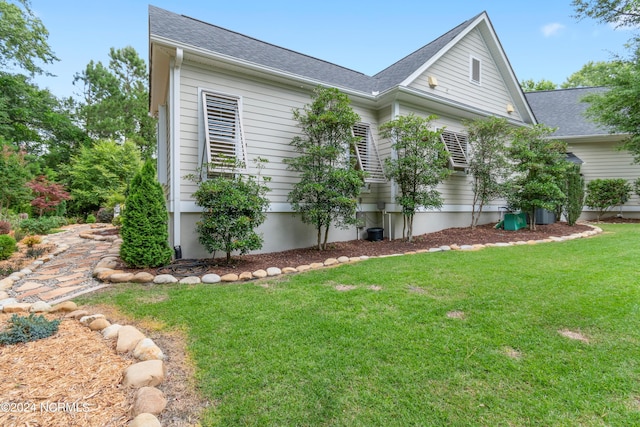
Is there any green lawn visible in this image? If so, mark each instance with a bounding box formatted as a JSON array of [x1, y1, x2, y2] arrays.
[[81, 224, 640, 426]]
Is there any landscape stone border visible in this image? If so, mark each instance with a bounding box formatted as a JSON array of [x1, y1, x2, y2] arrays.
[[0, 223, 604, 427], [0, 300, 167, 427], [87, 225, 603, 285]]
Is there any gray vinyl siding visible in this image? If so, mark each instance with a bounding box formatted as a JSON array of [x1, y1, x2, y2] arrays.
[[178, 61, 312, 205], [177, 61, 390, 209], [569, 140, 640, 206], [411, 28, 522, 121]]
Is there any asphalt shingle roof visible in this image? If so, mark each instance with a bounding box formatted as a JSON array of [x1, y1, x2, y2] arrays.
[[149, 5, 480, 94], [525, 87, 611, 137]]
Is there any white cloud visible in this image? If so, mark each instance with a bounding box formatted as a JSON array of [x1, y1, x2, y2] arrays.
[[541, 23, 565, 37]]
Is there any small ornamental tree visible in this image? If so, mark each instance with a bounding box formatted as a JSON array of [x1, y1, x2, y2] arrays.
[[507, 124, 568, 230], [119, 160, 172, 268], [26, 175, 70, 217], [563, 163, 585, 225], [380, 114, 451, 242], [285, 86, 364, 250], [191, 158, 271, 264], [585, 178, 632, 221], [464, 117, 512, 228]]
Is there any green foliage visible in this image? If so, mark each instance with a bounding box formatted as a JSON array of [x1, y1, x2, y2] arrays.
[[0, 314, 60, 346], [191, 159, 270, 264], [285, 86, 364, 250], [0, 234, 16, 260], [464, 117, 512, 228], [0, 0, 58, 75], [507, 125, 569, 230], [85, 214, 96, 224], [64, 139, 141, 215], [73, 47, 156, 159], [561, 60, 631, 88], [634, 176, 640, 197], [0, 72, 89, 163], [572, 0, 640, 28], [585, 178, 632, 220], [563, 163, 586, 225], [581, 48, 640, 163], [380, 114, 451, 241], [0, 140, 32, 214], [120, 160, 172, 268], [520, 78, 558, 92], [19, 216, 65, 235]]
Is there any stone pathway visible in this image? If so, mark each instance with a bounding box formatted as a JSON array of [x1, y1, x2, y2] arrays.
[[1, 224, 115, 305]]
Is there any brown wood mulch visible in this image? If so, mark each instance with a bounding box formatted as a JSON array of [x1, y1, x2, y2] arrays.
[[0, 313, 132, 427], [132, 221, 598, 277]]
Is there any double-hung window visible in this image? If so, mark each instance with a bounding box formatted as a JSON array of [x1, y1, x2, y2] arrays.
[[440, 130, 469, 170], [352, 123, 386, 183], [202, 91, 247, 174]]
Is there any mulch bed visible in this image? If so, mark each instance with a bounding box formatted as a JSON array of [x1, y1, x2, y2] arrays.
[[0, 313, 131, 427], [123, 221, 604, 278]]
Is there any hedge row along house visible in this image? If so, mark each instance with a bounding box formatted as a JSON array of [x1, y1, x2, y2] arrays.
[[149, 5, 640, 259]]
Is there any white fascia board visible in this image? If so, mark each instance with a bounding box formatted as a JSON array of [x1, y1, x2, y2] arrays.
[[389, 86, 530, 127], [150, 35, 378, 104], [399, 13, 487, 88]]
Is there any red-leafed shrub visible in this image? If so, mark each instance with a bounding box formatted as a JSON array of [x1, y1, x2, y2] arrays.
[[0, 221, 10, 235]]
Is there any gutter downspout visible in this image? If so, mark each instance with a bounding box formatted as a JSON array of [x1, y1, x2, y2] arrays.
[[170, 48, 183, 251]]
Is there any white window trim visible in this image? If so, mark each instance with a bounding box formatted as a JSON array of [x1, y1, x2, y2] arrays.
[[200, 89, 248, 176], [440, 130, 469, 170], [352, 123, 386, 183], [470, 55, 481, 85]]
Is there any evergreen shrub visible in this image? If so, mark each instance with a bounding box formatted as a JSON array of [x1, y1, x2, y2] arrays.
[[0, 235, 17, 260], [0, 314, 61, 345], [120, 161, 172, 268]]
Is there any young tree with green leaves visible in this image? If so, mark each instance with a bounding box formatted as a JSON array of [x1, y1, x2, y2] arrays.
[[464, 117, 512, 228], [585, 178, 632, 221], [191, 159, 270, 264], [120, 160, 172, 268], [64, 139, 141, 215], [285, 86, 364, 250], [507, 125, 568, 230], [380, 114, 451, 242]]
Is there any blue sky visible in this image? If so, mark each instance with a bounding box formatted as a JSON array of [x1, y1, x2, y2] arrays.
[[29, 0, 635, 100]]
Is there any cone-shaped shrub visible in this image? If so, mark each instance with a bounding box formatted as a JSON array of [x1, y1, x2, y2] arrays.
[[120, 160, 172, 268]]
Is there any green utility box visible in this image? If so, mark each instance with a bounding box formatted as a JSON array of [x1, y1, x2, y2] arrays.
[[503, 212, 527, 231]]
